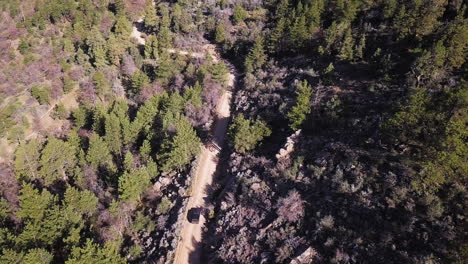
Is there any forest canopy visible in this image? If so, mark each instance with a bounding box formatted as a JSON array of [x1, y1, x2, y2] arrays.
[[0, 0, 466, 263]]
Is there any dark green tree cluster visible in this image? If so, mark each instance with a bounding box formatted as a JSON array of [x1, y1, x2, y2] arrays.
[[0, 182, 105, 263], [5, 86, 203, 261], [386, 83, 467, 193], [269, 0, 325, 53], [229, 114, 271, 154]]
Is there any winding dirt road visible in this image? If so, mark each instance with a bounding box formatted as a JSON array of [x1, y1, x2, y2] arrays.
[[172, 89, 232, 264], [131, 21, 236, 263]]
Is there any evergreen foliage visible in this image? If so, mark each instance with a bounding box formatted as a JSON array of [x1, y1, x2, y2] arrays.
[[229, 114, 271, 153], [287, 80, 313, 131], [244, 37, 266, 73], [158, 114, 200, 172], [233, 5, 247, 25]]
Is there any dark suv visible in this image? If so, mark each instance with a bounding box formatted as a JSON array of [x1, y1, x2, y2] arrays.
[[188, 207, 203, 223]]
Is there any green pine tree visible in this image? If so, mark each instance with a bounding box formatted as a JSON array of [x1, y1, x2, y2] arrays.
[[158, 114, 201, 172], [39, 138, 77, 186], [245, 37, 267, 73], [131, 70, 150, 94], [211, 62, 229, 87], [214, 23, 226, 43], [159, 25, 172, 50], [93, 72, 111, 102], [86, 134, 111, 169], [233, 5, 247, 25], [118, 167, 151, 203], [66, 239, 126, 264], [269, 17, 286, 53], [184, 81, 203, 107], [144, 35, 159, 59], [287, 80, 313, 130], [338, 27, 354, 61], [144, 4, 159, 30], [229, 114, 271, 153], [15, 139, 42, 181], [104, 113, 123, 155], [86, 28, 107, 68], [156, 51, 174, 83], [23, 248, 53, 264]]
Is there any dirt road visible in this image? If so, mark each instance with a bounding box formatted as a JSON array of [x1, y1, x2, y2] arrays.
[[172, 89, 231, 264], [130, 20, 236, 263], [169, 45, 235, 264]]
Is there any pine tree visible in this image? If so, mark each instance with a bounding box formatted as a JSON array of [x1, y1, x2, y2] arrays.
[[23, 248, 53, 264], [15, 139, 42, 181], [307, 0, 324, 27], [144, 35, 159, 59], [184, 81, 203, 107], [214, 23, 226, 43], [107, 34, 125, 66], [66, 239, 126, 264], [39, 138, 77, 186], [172, 4, 182, 33], [124, 152, 134, 173], [161, 92, 185, 122], [91, 104, 107, 135], [355, 33, 366, 60], [86, 28, 107, 68], [31, 85, 50, 105], [156, 51, 174, 83], [62, 185, 98, 245], [144, 4, 159, 30], [119, 167, 151, 202], [93, 72, 111, 102], [0, 249, 24, 263], [245, 37, 266, 73], [445, 9, 468, 70], [63, 75, 76, 94], [158, 114, 201, 172], [104, 113, 123, 155], [159, 3, 171, 28], [233, 5, 247, 25], [291, 14, 308, 49], [269, 17, 286, 53], [211, 62, 229, 87], [414, 0, 447, 37], [0, 198, 11, 222], [140, 139, 152, 162], [179, 7, 193, 33], [158, 25, 172, 50], [338, 27, 354, 61], [131, 70, 150, 94], [287, 80, 313, 130], [324, 21, 340, 55], [86, 134, 111, 169], [63, 186, 98, 220], [72, 107, 89, 129], [275, 0, 290, 21], [17, 183, 54, 221], [114, 0, 126, 17], [383, 0, 398, 19], [131, 93, 165, 137], [114, 15, 132, 37], [229, 114, 271, 153]]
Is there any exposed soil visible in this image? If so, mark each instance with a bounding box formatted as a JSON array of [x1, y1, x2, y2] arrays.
[[172, 86, 233, 264]]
